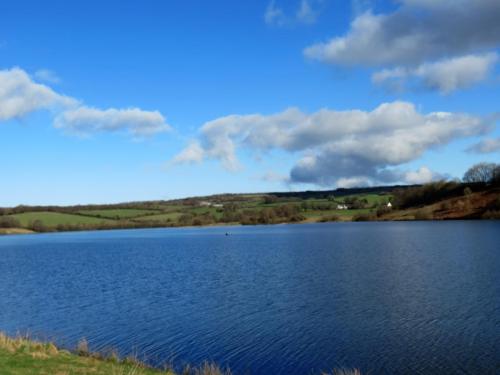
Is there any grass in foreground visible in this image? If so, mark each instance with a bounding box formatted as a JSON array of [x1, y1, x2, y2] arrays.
[[0, 332, 361, 375], [0, 333, 168, 375]]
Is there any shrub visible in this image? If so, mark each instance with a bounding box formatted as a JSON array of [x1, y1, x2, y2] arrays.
[[488, 196, 500, 210], [29, 220, 49, 232], [376, 206, 391, 217], [352, 213, 375, 222], [319, 215, 340, 222], [263, 195, 278, 204], [0, 216, 20, 228], [178, 214, 194, 226], [392, 181, 462, 209], [440, 201, 452, 211], [414, 209, 433, 220], [482, 210, 500, 219]]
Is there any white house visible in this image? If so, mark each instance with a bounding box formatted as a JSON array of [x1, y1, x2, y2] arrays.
[[336, 204, 348, 210], [386, 202, 392, 208], [199, 201, 224, 208]]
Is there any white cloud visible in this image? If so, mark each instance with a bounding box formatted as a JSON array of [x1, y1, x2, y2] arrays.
[[372, 53, 498, 94], [0, 67, 76, 121], [34, 69, 61, 84], [305, 0, 500, 91], [54, 106, 171, 137], [173, 141, 205, 164], [467, 137, 500, 153], [174, 101, 491, 186], [404, 166, 436, 184], [0, 66, 172, 139], [264, 1, 286, 26], [415, 53, 498, 93], [296, 0, 318, 24], [305, 1, 500, 66], [336, 176, 372, 188], [265, 0, 320, 26]]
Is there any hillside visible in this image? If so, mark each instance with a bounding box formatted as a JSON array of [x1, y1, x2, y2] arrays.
[[0, 183, 499, 235]]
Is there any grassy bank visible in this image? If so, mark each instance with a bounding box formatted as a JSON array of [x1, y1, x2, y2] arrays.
[[0, 333, 360, 375], [0, 228, 34, 235], [0, 333, 169, 375]]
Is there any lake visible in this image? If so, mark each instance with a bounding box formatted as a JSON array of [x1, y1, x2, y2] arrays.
[[0, 222, 499, 374]]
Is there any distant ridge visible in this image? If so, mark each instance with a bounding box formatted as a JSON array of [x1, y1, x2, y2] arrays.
[[269, 185, 420, 200]]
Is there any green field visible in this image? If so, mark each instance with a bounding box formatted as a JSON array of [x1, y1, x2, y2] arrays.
[[303, 208, 374, 221], [336, 193, 391, 205], [188, 207, 224, 218], [9, 212, 115, 227], [79, 208, 159, 219], [134, 212, 184, 222]]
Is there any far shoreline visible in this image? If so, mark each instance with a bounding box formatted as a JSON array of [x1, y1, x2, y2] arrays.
[[1, 216, 498, 238], [1, 182, 499, 236]]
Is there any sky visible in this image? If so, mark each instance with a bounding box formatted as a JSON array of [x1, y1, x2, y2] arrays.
[[0, 0, 499, 206]]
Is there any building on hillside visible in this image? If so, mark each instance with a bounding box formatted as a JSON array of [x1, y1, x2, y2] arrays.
[[199, 201, 224, 208], [337, 204, 348, 210]]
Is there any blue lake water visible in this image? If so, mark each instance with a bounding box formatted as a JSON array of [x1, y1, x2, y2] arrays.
[[0, 222, 499, 374]]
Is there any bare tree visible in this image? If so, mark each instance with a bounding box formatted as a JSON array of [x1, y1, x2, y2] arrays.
[[493, 165, 500, 184], [463, 162, 498, 183]]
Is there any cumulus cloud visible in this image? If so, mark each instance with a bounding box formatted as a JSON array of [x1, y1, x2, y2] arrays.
[[265, 0, 320, 26], [54, 106, 171, 137], [372, 53, 498, 94], [467, 137, 500, 153], [305, 0, 500, 91], [305, 1, 500, 66], [0, 67, 76, 121], [0, 66, 171, 138], [403, 166, 437, 184], [174, 101, 491, 186]]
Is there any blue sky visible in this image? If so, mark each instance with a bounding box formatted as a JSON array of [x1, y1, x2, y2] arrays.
[[0, 0, 499, 206]]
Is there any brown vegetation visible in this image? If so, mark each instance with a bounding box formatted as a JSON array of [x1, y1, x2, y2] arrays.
[[381, 185, 500, 221]]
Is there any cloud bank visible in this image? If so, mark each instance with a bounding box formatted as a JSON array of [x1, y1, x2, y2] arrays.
[[174, 101, 491, 186], [305, 0, 500, 92]]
